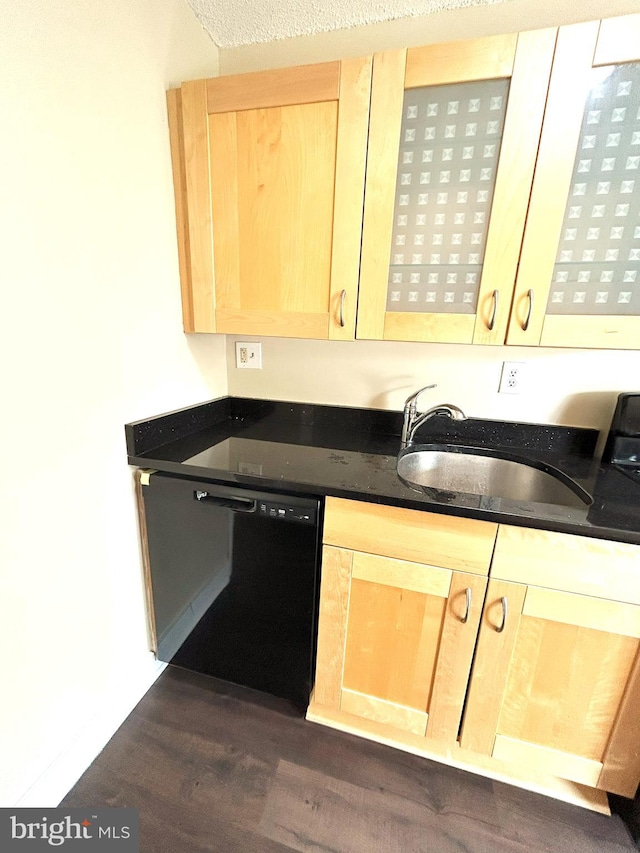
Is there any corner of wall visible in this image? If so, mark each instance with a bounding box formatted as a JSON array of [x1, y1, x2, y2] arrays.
[[164, 0, 221, 85], [16, 660, 166, 808]]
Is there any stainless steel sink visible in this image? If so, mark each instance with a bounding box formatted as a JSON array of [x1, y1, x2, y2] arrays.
[[397, 444, 592, 507]]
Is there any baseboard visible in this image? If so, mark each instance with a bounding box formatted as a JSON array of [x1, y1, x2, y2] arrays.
[[307, 700, 611, 816], [14, 658, 166, 808]]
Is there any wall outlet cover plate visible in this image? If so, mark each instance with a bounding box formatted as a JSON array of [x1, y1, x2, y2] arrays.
[[235, 342, 262, 369]]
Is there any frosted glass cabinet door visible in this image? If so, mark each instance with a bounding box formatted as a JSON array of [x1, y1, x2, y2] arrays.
[[357, 30, 556, 344], [509, 14, 640, 349]]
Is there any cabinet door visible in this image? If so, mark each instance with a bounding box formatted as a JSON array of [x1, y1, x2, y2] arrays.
[[168, 59, 371, 338], [356, 30, 556, 344], [314, 546, 487, 742], [460, 579, 640, 797], [508, 14, 640, 349]]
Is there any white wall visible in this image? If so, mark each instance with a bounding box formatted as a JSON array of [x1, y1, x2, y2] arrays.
[[0, 0, 221, 806], [227, 338, 640, 437]]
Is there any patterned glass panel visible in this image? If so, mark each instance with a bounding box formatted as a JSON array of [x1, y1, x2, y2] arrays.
[[548, 64, 640, 316], [386, 79, 510, 314]]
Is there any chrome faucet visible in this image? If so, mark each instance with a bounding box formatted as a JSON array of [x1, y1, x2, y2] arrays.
[[401, 384, 466, 448]]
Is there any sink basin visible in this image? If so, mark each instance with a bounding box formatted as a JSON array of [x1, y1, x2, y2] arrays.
[[397, 444, 592, 507]]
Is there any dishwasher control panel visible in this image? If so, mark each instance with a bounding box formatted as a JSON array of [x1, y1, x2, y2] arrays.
[[258, 500, 317, 525]]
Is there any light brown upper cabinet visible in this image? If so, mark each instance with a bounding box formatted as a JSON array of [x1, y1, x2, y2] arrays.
[[167, 59, 371, 338], [168, 14, 640, 349], [508, 15, 640, 349], [356, 30, 557, 344]]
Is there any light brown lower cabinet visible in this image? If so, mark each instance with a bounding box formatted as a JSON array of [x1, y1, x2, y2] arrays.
[[460, 579, 640, 797], [309, 497, 640, 812], [316, 545, 488, 742]]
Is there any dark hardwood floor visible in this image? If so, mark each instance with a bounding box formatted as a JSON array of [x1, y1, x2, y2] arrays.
[[62, 666, 637, 852]]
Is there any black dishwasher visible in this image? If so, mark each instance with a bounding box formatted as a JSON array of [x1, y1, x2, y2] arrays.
[[141, 471, 322, 711]]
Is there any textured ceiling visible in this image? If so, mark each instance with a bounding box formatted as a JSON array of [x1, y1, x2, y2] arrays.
[[187, 0, 506, 48]]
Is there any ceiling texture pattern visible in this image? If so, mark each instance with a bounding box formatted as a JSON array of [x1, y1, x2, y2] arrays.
[[186, 0, 506, 47]]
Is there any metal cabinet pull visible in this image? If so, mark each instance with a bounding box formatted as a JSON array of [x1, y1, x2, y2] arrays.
[[522, 288, 534, 331], [461, 587, 472, 624], [496, 596, 508, 633], [339, 289, 346, 328], [487, 289, 498, 331]]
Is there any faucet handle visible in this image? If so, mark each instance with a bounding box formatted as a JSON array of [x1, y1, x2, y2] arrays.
[[404, 383, 437, 411]]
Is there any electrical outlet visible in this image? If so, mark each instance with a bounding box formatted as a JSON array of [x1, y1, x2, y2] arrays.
[[235, 342, 262, 369], [499, 361, 526, 395]]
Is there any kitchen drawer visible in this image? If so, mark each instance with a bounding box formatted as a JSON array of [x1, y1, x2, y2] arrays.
[[491, 525, 640, 604], [323, 497, 497, 575]]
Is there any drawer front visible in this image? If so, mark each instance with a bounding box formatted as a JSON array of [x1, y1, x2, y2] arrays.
[[323, 497, 497, 575], [492, 525, 640, 604]]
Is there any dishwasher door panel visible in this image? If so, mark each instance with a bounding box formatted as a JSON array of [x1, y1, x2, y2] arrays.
[[141, 472, 321, 710], [143, 473, 233, 660]]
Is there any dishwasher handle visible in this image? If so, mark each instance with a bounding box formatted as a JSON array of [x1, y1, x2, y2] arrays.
[[194, 490, 257, 513]]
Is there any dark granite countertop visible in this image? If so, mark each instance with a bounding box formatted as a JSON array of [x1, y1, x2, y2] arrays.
[[125, 396, 640, 545]]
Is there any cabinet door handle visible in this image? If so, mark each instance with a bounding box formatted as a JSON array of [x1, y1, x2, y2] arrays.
[[522, 288, 534, 331], [496, 596, 508, 633], [339, 289, 346, 328], [461, 587, 472, 623], [487, 289, 498, 331]]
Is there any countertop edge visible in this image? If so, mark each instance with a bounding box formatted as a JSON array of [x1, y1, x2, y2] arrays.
[[127, 453, 640, 547]]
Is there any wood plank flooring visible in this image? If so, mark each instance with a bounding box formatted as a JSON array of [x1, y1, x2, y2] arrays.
[[61, 666, 637, 852]]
